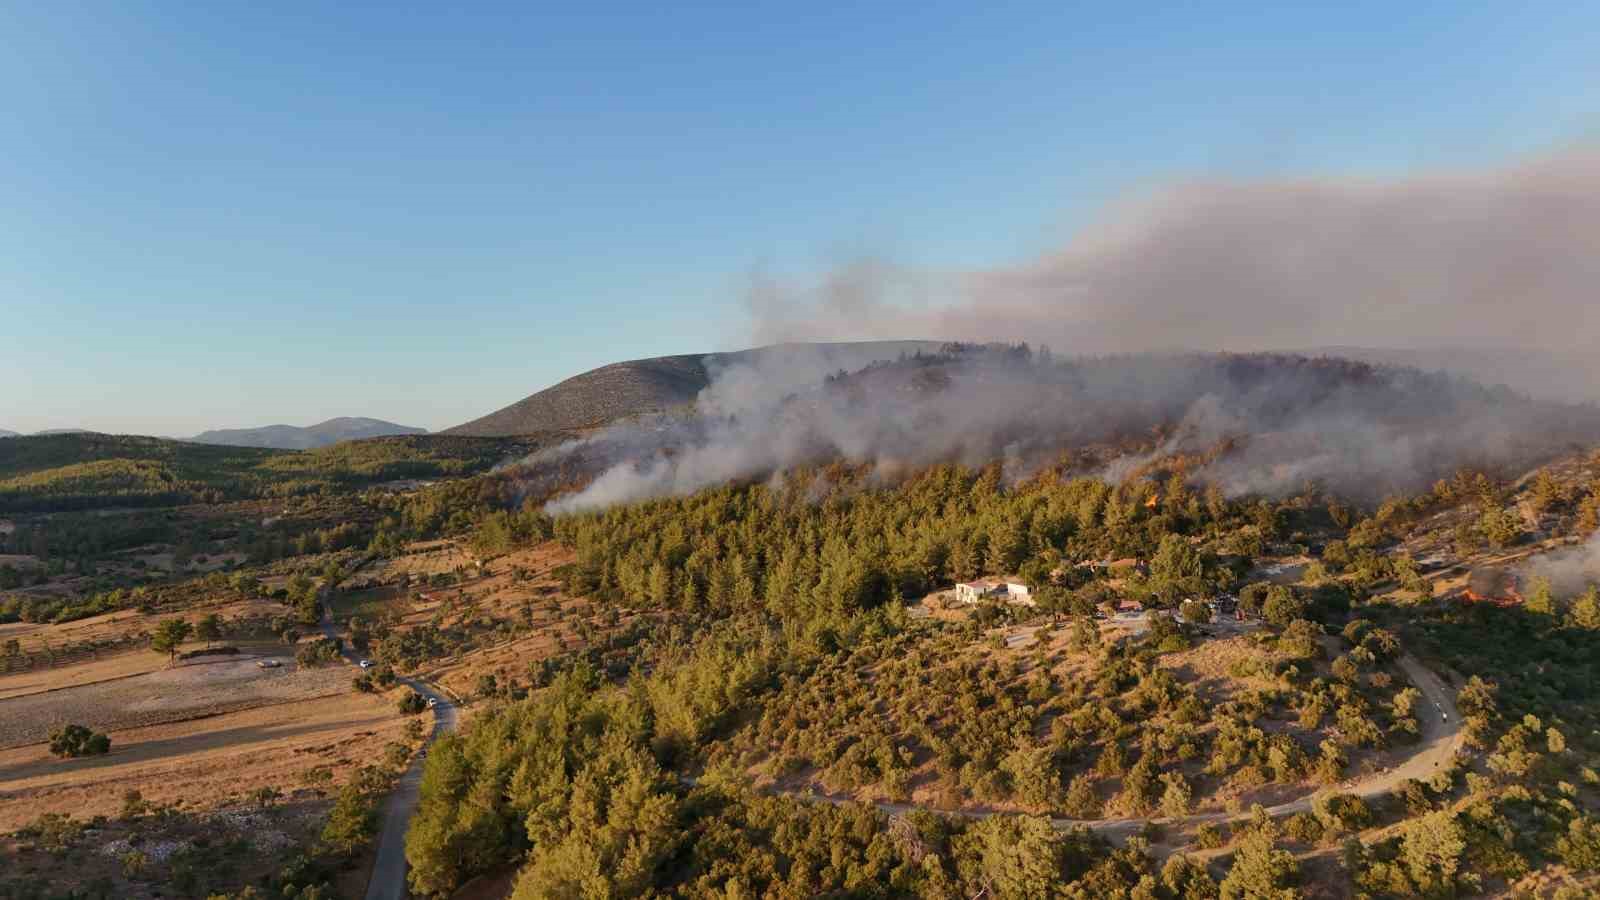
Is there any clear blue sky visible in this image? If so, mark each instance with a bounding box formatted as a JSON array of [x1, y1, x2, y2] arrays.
[[4, 1, 1598, 435]]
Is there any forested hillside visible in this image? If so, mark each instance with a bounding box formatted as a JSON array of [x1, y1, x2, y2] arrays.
[[0, 433, 549, 512], [403, 457, 1600, 898]]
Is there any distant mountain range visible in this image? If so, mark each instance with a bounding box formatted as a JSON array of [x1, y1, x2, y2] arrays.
[[192, 417, 426, 450], [444, 341, 940, 436], [1, 428, 91, 438]]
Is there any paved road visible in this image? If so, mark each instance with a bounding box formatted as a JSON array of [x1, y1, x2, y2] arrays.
[[317, 607, 458, 900], [364, 677, 455, 900], [736, 653, 1462, 839]]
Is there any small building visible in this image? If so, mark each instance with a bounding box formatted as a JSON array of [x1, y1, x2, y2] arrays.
[[1116, 599, 1144, 613], [1464, 567, 1522, 606], [956, 578, 1034, 607]]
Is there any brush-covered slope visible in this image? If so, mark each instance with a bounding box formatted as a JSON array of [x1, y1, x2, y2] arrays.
[[193, 417, 425, 450], [444, 341, 938, 437], [0, 432, 543, 512]]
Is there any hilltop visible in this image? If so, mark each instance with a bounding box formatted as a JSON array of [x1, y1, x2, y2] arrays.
[[443, 340, 938, 436], [192, 416, 426, 450], [1298, 345, 1600, 406]]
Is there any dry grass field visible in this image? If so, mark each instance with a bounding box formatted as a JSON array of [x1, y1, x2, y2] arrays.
[[0, 649, 176, 701], [0, 688, 419, 832], [0, 597, 285, 649], [0, 655, 352, 749]]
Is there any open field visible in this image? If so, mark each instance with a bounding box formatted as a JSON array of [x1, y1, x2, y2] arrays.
[[1, 648, 174, 700], [0, 689, 416, 831], [0, 654, 351, 748]]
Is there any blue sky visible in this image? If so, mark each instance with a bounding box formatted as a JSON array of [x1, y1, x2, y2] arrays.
[[4, 1, 1598, 435]]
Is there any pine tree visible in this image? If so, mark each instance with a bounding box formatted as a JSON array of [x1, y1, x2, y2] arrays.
[[1219, 827, 1299, 899], [1568, 585, 1600, 630], [1064, 773, 1102, 818]]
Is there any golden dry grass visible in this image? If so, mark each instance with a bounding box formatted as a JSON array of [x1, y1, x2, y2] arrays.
[[0, 598, 285, 648], [0, 689, 419, 832], [0, 649, 168, 701]]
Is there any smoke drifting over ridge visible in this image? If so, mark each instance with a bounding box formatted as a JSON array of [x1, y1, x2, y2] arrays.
[[750, 150, 1600, 402], [539, 347, 1600, 513], [534, 150, 1600, 513]]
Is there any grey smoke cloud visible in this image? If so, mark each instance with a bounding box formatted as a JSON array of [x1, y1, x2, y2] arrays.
[[749, 150, 1600, 402], [539, 347, 1600, 513], [534, 150, 1600, 513], [1519, 533, 1600, 599]]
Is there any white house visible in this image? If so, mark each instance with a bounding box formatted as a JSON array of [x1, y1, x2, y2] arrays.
[[955, 578, 1034, 607]]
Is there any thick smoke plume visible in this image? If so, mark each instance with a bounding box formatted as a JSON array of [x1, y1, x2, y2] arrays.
[[533, 150, 1600, 513], [540, 347, 1600, 513], [750, 150, 1600, 403]]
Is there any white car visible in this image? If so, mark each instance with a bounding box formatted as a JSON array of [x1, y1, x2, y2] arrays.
[[426, 697, 437, 709], [358, 659, 372, 669]]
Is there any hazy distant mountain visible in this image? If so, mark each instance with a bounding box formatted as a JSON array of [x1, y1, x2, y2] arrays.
[[0, 429, 18, 438], [33, 428, 94, 436], [445, 341, 940, 437], [193, 417, 426, 450]]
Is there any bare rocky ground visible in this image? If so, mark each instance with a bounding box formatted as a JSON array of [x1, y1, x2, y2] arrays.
[[0, 656, 348, 748]]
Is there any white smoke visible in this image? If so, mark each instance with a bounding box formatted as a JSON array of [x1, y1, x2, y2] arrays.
[[533, 149, 1600, 513], [538, 348, 1599, 514], [1518, 533, 1600, 599]]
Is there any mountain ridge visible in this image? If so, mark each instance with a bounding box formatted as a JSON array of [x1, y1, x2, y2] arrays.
[[444, 340, 941, 437], [192, 416, 425, 450]]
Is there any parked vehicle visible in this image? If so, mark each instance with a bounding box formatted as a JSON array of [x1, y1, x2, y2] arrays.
[[359, 659, 372, 669]]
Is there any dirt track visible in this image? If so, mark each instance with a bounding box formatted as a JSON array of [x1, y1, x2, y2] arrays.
[[743, 653, 1463, 839]]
